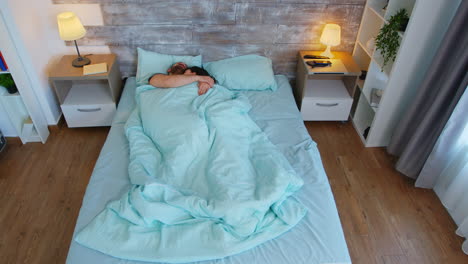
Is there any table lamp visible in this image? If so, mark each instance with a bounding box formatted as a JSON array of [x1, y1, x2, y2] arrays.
[[57, 12, 90, 67], [320, 24, 341, 58]]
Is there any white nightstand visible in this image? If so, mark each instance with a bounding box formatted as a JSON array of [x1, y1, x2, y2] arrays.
[[49, 54, 122, 127], [294, 51, 361, 121]]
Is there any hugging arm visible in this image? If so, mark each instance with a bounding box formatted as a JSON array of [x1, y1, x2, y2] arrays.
[[197, 82, 212, 95], [149, 74, 214, 88], [185, 66, 217, 95]]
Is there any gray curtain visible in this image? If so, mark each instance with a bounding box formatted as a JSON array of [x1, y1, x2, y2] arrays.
[[387, 0, 468, 179]]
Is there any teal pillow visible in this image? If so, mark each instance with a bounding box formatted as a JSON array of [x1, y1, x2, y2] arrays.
[[135, 48, 202, 86], [203, 55, 277, 91]]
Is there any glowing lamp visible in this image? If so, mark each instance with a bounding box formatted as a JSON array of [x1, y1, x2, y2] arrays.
[[320, 24, 341, 58]]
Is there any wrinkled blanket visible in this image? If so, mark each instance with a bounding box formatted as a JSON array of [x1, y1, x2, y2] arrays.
[[75, 83, 306, 263]]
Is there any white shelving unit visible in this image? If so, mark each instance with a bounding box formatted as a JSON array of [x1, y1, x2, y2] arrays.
[[0, 9, 50, 143], [0, 48, 41, 143], [351, 0, 417, 147], [0, 86, 41, 143]]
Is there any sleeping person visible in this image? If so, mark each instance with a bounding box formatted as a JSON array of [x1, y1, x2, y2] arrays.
[[149, 62, 216, 95]]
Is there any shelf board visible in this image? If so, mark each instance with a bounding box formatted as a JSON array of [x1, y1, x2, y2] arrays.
[[2, 92, 20, 97], [368, 5, 386, 23], [0, 70, 10, 75], [358, 41, 373, 58], [0, 87, 20, 97]]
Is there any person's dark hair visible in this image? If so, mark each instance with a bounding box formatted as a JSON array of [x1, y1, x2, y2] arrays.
[[187, 66, 217, 83]]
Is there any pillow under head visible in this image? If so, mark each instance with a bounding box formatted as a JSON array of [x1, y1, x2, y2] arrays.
[[135, 48, 202, 86], [203, 55, 277, 91]]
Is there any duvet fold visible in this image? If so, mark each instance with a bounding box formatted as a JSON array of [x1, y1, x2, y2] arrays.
[[75, 83, 306, 263]]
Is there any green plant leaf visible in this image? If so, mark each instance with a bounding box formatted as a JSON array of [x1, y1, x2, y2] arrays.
[[0, 74, 15, 88], [375, 8, 409, 69]]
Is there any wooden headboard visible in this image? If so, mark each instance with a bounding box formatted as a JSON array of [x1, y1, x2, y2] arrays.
[[53, 0, 364, 79]]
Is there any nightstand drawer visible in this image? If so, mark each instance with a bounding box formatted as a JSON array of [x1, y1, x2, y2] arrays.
[[301, 98, 352, 121], [61, 103, 116, 127]]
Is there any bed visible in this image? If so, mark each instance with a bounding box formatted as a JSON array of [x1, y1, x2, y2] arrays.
[[66, 75, 351, 264]]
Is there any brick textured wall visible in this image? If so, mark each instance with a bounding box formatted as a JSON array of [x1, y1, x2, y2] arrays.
[[53, 0, 364, 78]]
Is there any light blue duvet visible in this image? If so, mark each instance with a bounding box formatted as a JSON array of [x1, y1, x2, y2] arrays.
[[75, 83, 307, 263]]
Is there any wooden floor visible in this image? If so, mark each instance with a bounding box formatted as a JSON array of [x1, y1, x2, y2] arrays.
[[0, 126, 110, 264], [0, 122, 466, 264], [306, 122, 468, 264]]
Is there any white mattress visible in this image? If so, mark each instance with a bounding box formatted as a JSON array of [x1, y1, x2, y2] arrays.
[[66, 76, 351, 264]]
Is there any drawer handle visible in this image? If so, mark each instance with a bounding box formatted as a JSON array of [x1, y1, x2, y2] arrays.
[[316, 103, 339, 107], [77, 108, 102, 112]]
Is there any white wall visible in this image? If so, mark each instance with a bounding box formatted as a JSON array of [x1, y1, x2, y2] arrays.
[[2, 0, 110, 125]]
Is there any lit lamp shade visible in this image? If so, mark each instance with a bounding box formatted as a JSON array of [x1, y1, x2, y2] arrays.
[[57, 12, 86, 41], [320, 24, 341, 58]]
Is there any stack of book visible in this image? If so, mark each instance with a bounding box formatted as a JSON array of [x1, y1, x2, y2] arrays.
[[0, 52, 8, 71]]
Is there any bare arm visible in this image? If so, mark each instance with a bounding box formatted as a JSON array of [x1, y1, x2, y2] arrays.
[[149, 74, 214, 88], [197, 82, 212, 95]]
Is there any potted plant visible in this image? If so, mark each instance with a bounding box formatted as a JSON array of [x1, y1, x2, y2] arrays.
[[375, 9, 410, 69], [0, 73, 18, 94]]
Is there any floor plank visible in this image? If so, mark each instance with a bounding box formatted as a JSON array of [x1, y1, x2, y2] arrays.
[[381, 255, 410, 264], [0, 126, 109, 264], [306, 121, 468, 264], [0, 121, 467, 263]]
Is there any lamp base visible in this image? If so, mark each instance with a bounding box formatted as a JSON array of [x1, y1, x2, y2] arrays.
[[320, 45, 335, 59], [72, 56, 91, 68]]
